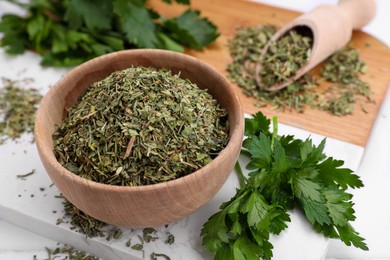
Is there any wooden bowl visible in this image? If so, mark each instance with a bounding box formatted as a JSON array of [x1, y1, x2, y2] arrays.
[[35, 49, 244, 227]]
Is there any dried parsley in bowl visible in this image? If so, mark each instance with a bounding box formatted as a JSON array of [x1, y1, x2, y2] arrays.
[[53, 66, 229, 186]]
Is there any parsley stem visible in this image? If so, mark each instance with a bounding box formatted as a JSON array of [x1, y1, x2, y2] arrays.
[[234, 161, 247, 187], [271, 116, 278, 149]]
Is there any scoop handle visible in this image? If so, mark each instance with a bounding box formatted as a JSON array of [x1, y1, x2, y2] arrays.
[[338, 0, 376, 29]]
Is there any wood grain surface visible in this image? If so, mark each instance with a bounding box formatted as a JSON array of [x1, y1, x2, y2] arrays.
[[150, 0, 390, 147]]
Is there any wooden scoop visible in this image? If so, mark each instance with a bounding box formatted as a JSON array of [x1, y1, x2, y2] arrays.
[[256, 0, 376, 92]]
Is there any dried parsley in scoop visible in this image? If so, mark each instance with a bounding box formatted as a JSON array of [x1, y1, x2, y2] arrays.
[[227, 25, 372, 115], [258, 29, 312, 89]]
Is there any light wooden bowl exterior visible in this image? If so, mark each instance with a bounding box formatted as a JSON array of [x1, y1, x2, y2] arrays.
[[35, 49, 244, 227]]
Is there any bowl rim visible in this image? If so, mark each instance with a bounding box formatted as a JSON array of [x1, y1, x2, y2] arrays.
[[35, 49, 244, 193]]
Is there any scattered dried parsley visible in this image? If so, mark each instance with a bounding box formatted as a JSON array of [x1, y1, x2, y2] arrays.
[[58, 199, 107, 238], [16, 169, 36, 180], [318, 46, 373, 116], [0, 78, 42, 143], [227, 25, 373, 116], [33, 245, 99, 260], [143, 227, 158, 243], [56, 199, 175, 258], [151, 252, 171, 260], [165, 233, 175, 245]]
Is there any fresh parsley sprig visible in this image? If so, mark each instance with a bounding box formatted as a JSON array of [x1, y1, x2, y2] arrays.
[[201, 112, 367, 259], [0, 0, 219, 66]]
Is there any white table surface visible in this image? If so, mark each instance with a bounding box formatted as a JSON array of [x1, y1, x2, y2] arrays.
[[1, 1, 389, 259]]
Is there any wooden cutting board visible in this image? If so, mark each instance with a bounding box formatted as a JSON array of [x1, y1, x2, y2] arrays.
[[150, 0, 390, 147]]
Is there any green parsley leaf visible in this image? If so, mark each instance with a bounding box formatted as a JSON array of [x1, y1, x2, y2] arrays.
[[0, 31, 26, 54], [243, 132, 272, 168], [0, 0, 218, 66], [318, 157, 364, 189], [214, 245, 234, 260], [323, 188, 354, 226], [99, 35, 125, 51], [156, 32, 184, 53], [233, 236, 262, 260], [300, 197, 332, 225], [244, 112, 271, 137], [202, 112, 367, 260], [336, 224, 369, 250], [201, 211, 230, 253], [201, 185, 287, 260], [240, 190, 272, 229], [0, 14, 27, 54], [26, 14, 52, 51], [268, 209, 290, 235], [113, 0, 158, 48], [65, 0, 113, 31], [272, 139, 288, 174], [163, 9, 219, 50], [291, 174, 323, 203]]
